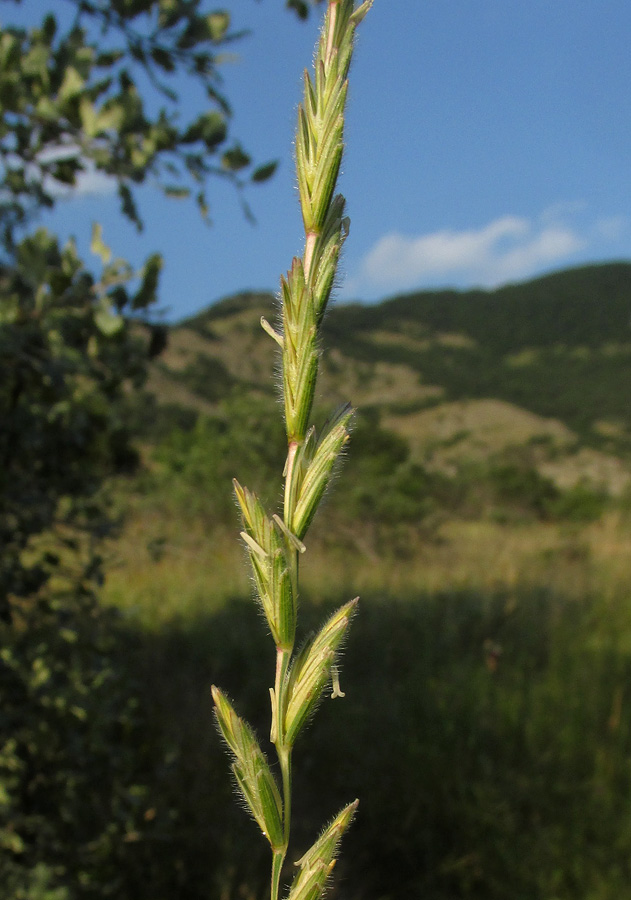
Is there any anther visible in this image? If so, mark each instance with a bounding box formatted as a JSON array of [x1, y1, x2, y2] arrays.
[[330, 665, 345, 698]]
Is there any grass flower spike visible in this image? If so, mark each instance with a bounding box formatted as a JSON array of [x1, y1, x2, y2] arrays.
[[212, 3, 371, 899]]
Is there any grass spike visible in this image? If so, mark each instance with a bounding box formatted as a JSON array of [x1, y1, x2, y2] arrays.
[[211, 3, 370, 898]]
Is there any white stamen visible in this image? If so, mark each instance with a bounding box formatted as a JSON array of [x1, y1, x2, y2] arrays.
[[330, 665, 345, 698]]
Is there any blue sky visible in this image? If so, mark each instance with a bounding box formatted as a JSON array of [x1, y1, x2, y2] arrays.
[[14, 0, 631, 321]]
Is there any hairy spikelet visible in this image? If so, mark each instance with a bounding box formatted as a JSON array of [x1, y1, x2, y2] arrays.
[[212, 4, 371, 899]]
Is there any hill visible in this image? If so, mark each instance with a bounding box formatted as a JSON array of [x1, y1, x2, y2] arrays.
[[139, 262, 631, 500], [100, 262, 631, 900]]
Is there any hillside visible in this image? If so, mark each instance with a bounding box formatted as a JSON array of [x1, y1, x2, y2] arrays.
[[139, 262, 631, 501], [100, 262, 631, 900]]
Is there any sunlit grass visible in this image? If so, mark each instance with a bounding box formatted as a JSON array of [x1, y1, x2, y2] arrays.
[[103, 493, 631, 631]]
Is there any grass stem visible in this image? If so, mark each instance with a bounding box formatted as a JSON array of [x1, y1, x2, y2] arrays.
[[211, 4, 371, 897]]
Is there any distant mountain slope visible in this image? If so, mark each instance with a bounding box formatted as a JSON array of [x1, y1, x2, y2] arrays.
[[142, 263, 631, 495], [328, 262, 631, 351], [322, 262, 631, 450]]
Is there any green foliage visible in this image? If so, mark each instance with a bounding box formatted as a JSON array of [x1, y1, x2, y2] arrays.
[[148, 399, 611, 542], [125, 391, 199, 439], [0, 227, 161, 897], [152, 393, 286, 518], [548, 480, 609, 523], [0, 226, 161, 617], [487, 462, 561, 517], [150, 402, 430, 529], [330, 263, 631, 352], [0, 0, 285, 245], [458, 454, 609, 524], [324, 263, 631, 448], [329, 412, 444, 526], [0, 587, 154, 899], [166, 352, 235, 402]]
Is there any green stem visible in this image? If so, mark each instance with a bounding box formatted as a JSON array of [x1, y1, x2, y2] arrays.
[[273, 646, 292, 760], [279, 743, 292, 845], [271, 644, 293, 900], [271, 849, 285, 900]]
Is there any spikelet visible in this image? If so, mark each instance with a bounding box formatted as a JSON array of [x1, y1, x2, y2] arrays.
[[212, 4, 371, 899], [283, 599, 357, 747], [211, 687, 285, 851], [288, 801, 359, 900], [233, 479, 298, 650]]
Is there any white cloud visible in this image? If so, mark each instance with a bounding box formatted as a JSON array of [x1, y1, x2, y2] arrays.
[[344, 202, 630, 296], [349, 212, 590, 296], [36, 145, 117, 198], [46, 161, 117, 198]]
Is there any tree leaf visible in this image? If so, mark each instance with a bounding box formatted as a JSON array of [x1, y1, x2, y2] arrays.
[[150, 46, 175, 72], [94, 297, 123, 337], [90, 223, 111, 265], [206, 12, 230, 42], [222, 145, 251, 172], [95, 101, 125, 134], [118, 182, 142, 230], [163, 185, 190, 198], [132, 252, 162, 310], [79, 96, 98, 138], [58, 66, 84, 102], [251, 160, 279, 183]]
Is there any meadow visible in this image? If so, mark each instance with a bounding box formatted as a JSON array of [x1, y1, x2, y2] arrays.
[[94, 272, 631, 898], [100, 482, 631, 899], [5, 264, 631, 900]]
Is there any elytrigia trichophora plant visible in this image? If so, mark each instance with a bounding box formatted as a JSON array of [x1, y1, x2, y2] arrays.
[[211, 3, 371, 898]]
